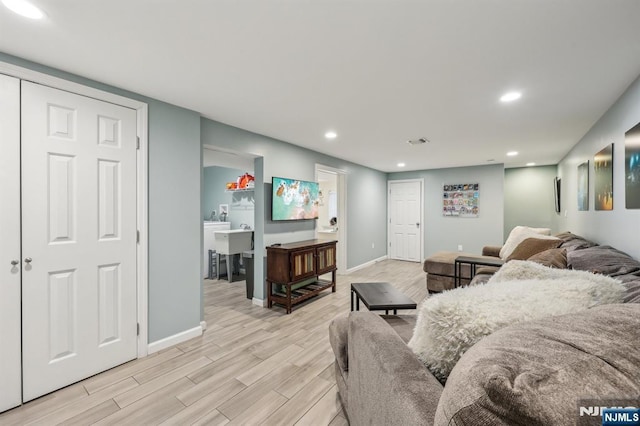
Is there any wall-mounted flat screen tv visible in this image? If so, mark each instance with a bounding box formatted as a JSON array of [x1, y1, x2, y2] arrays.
[[272, 177, 320, 221]]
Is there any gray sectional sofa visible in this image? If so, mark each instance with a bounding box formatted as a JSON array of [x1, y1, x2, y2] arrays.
[[329, 232, 640, 425]]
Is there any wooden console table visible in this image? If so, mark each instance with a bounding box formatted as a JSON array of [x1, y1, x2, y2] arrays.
[[266, 239, 337, 314]]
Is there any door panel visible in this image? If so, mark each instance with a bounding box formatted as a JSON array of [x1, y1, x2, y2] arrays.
[[388, 181, 422, 262], [0, 74, 21, 413], [21, 81, 138, 402]]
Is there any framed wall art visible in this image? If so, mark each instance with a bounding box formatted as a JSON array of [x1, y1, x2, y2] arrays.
[[625, 122, 640, 209], [443, 183, 479, 217], [594, 143, 613, 211], [577, 160, 589, 211]]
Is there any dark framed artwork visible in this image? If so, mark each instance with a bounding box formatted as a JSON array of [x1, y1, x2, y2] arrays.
[[577, 160, 589, 211], [554, 177, 561, 213], [594, 143, 614, 211], [625, 122, 640, 209]]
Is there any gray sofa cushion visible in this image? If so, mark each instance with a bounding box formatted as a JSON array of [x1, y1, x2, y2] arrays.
[[568, 245, 640, 277], [623, 279, 640, 303], [435, 303, 640, 426], [556, 231, 598, 252]]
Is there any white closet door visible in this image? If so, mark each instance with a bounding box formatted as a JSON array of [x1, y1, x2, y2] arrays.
[[21, 81, 138, 402], [0, 75, 21, 413]]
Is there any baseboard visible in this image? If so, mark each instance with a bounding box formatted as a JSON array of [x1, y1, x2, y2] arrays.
[[200, 320, 207, 331], [252, 297, 267, 307], [345, 255, 389, 274], [147, 325, 203, 354]]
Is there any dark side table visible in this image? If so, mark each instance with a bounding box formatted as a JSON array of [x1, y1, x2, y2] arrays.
[[351, 282, 417, 315], [454, 256, 504, 287]]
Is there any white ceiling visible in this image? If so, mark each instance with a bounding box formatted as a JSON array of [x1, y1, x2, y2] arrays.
[[2, 0, 640, 172]]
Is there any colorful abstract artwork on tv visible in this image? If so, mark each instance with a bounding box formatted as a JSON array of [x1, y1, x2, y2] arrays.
[[625, 122, 640, 209], [577, 161, 589, 211], [594, 143, 614, 211], [272, 177, 320, 220]]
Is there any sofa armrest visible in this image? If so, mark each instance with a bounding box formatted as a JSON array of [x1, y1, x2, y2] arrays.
[[482, 245, 502, 257], [347, 312, 442, 425]]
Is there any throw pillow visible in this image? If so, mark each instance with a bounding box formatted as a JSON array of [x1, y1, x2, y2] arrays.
[[567, 245, 640, 277], [407, 267, 624, 381], [527, 248, 567, 269], [434, 304, 640, 425], [488, 259, 618, 286], [505, 237, 563, 261], [499, 226, 556, 260]]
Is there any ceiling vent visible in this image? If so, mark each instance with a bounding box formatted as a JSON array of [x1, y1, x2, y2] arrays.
[[406, 138, 429, 146]]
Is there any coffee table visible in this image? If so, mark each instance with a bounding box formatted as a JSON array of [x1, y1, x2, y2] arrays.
[[350, 282, 417, 315]]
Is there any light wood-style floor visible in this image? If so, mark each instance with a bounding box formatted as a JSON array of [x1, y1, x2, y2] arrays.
[[0, 259, 427, 425]]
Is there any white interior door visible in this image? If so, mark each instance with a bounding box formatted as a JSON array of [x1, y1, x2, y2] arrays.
[[21, 81, 138, 402], [0, 75, 22, 413], [388, 180, 423, 262]]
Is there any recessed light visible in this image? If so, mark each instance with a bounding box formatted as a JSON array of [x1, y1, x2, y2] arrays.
[[500, 91, 522, 103], [526, 162, 536, 166], [507, 151, 519, 157], [324, 131, 337, 140], [2, 0, 45, 19], [397, 163, 406, 168]]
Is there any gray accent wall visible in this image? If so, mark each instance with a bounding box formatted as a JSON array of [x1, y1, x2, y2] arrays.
[[0, 52, 202, 344], [389, 164, 505, 257], [148, 103, 202, 342], [557, 73, 640, 260], [504, 165, 559, 238]]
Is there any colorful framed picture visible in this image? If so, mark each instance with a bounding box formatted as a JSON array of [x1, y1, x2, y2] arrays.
[[625, 122, 640, 209], [594, 144, 613, 211]]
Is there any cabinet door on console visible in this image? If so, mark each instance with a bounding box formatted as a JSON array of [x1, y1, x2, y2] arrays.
[[290, 248, 317, 281], [316, 244, 337, 275]]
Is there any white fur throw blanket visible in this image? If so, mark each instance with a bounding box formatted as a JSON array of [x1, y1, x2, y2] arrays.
[[408, 261, 625, 381]]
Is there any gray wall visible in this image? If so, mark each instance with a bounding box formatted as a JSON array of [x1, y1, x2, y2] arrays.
[[200, 119, 389, 287], [203, 166, 254, 229], [389, 164, 505, 256], [504, 165, 559, 237], [557, 73, 640, 260], [148, 103, 202, 342], [0, 52, 202, 343]]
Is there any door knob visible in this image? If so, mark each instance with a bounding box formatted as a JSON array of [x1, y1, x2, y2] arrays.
[[10, 260, 19, 266], [416, 222, 420, 227], [24, 257, 32, 264]]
